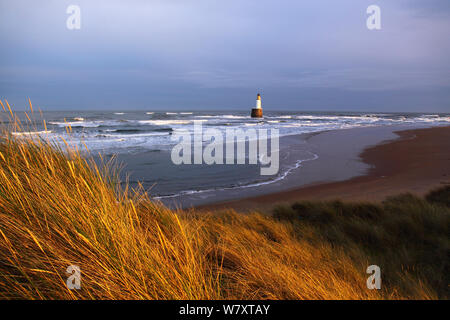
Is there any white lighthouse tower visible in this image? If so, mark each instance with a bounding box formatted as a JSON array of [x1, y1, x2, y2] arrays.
[[251, 93, 263, 118]]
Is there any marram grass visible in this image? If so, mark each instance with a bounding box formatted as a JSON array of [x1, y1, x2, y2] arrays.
[[0, 100, 447, 300]]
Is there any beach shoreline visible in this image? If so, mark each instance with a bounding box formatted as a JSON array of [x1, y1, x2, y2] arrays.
[[164, 124, 421, 208], [195, 125, 450, 213]]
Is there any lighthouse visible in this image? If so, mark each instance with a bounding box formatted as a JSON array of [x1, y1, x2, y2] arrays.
[[251, 93, 263, 118]]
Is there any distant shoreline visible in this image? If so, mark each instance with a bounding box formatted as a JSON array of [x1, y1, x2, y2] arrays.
[[195, 125, 450, 213]]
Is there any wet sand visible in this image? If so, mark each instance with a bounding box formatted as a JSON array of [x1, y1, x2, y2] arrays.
[[196, 126, 450, 213]]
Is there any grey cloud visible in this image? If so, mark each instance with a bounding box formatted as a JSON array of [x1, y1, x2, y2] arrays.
[[0, 0, 449, 111]]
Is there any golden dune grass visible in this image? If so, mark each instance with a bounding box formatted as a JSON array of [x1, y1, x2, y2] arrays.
[[0, 100, 442, 299]]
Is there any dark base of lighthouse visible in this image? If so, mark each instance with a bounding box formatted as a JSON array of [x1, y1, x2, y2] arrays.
[[251, 108, 263, 118]]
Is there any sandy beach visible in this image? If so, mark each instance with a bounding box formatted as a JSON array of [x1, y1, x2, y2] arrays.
[[197, 125, 450, 213]]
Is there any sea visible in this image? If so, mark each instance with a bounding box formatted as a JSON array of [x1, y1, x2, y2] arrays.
[[7, 110, 450, 207]]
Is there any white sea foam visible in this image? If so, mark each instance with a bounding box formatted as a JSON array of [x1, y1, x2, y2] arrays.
[[49, 121, 94, 127], [295, 115, 365, 121], [222, 115, 249, 119], [12, 130, 52, 136], [138, 120, 191, 125], [50, 120, 127, 128], [98, 132, 170, 138], [415, 116, 450, 122], [50, 121, 98, 128]]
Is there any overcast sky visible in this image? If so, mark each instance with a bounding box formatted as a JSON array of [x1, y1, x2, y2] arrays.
[[0, 0, 449, 111]]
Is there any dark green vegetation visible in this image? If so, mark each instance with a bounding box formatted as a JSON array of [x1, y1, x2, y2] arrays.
[[273, 186, 450, 299]]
